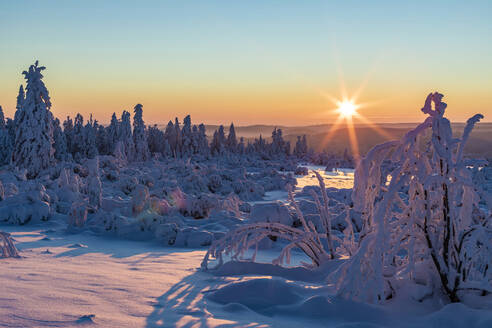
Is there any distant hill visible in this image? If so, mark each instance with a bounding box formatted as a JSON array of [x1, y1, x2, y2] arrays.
[[154, 122, 492, 158]]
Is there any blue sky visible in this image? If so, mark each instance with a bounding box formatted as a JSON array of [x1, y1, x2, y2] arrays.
[[1, 1, 491, 124]]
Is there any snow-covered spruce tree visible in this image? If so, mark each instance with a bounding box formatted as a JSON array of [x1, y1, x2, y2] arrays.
[[147, 124, 164, 155], [211, 125, 226, 155], [14, 85, 25, 124], [0, 105, 4, 129], [164, 120, 177, 157], [96, 123, 110, 155], [197, 124, 209, 156], [181, 115, 193, 157], [63, 116, 74, 157], [294, 135, 308, 157], [13, 61, 55, 178], [237, 137, 246, 154], [53, 118, 69, 161], [271, 128, 290, 156], [227, 123, 237, 152], [0, 106, 13, 165], [84, 118, 98, 159], [107, 112, 120, 154], [332, 92, 488, 303], [174, 117, 182, 157], [120, 110, 135, 161], [133, 104, 150, 161], [191, 125, 200, 154]]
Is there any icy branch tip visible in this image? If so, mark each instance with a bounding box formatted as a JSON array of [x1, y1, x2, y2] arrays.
[[421, 92, 447, 117]]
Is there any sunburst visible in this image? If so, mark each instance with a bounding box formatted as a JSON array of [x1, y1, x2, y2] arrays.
[[318, 82, 393, 162]]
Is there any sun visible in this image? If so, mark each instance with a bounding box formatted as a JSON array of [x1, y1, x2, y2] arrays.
[[336, 100, 358, 118]]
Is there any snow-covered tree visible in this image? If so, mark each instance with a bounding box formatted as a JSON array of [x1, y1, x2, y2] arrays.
[[63, 116, 74, 157], [174, 118, 182, 157], [12, 61, 55, 178], [132, 104, 150, 161], [164, 120, 177, 157], [226, 123, 237, 152], [197, 124, 209, 156], [147, 124, 164, 155], [53, 118, 69, 161], [294, 135, 308, 157], [181, 115, 193, 156], [96, 124, 110, 155], [14, 85, 25, 124], [107, 112, 119, 154], [237, 137, 246, 154], [120, 110, 135, 161], [211, 125, 226, 155], [0, 106, 13, 165], [84, 118, 98, 159], [71, 114, 85, 161], [333, 92, 489, 303], [0, 105, 4, 129], [271, 128, 289, 156]]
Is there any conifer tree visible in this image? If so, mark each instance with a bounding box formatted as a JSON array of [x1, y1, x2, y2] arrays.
[[53, 118, 69, 161], [133, 104, 150, 161], [164, 120, 177, 157], [107, 112, 119, 154], [227, 123, 237, 152], [120, 110, 135, 161], [14, 85, 25, 124], [13, 61, 55, 178], [197, 124, 209, 155], [84, 118, 98, 159], [181, 115, 192, 156], [0, 106, 13, 165]]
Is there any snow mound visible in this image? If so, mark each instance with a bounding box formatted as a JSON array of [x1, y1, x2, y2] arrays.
[[207, 278, 303, 311]]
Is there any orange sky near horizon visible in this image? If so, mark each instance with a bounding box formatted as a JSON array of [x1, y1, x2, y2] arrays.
[[1, 1, 491, 126]]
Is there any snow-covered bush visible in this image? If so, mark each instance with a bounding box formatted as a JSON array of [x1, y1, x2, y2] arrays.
[[182, 194, 216, 219], [249, 201, 293, 226], [87, 158, 102, 209], [332, 92, 489, 303], [69, 200, 88, 228], [202, 178, 344, 270], [0, 232, 20, 258], [132, 184, 150, 215], [0, 184, 52, 224]]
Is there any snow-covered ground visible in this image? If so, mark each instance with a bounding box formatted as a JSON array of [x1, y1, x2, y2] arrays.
[[3, 223, 492, 327], [2, 168, 492, 328]]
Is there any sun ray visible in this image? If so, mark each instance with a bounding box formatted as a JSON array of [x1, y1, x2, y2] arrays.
[[353, 112, 394, 140], [319, 115, 344, 150], [346, 115, 360, 161]]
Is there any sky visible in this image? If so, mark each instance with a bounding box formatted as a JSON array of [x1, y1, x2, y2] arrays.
[[0, 1, 491, 125]]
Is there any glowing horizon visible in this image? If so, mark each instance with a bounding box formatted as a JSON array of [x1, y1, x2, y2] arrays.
[[1, 1, 491, 126]]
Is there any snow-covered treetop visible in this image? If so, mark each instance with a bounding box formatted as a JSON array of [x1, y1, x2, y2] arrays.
[[0, 106, 4, 129], [22, 60, 51, 110]]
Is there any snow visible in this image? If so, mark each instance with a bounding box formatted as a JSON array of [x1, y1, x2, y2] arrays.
[[1, 161, 492, 327], [3, 225, 492, 327], [0, 70, 490, 328]]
